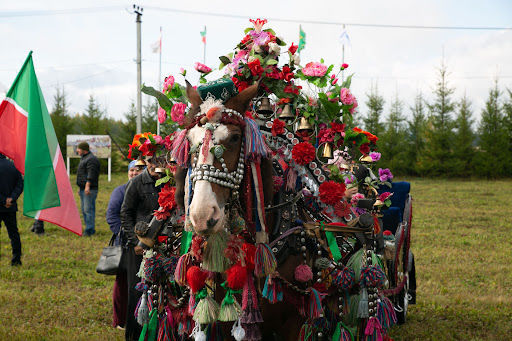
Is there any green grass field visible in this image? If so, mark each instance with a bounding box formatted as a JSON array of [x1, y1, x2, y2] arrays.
[[1, 175, 511, 340]]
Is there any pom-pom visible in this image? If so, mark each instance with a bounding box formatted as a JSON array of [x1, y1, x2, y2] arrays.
[[294, 264, 313, 282], [186, 266, 208, 293], [333, 266, 355, 290], [319, 181, 346, 206], [227, 264, 248, 290], [360, 265, 386, 289], [291, 142, 315, 165]]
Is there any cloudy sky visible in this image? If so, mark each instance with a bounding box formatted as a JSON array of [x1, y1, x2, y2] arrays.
[[1, 0, 511, 125]]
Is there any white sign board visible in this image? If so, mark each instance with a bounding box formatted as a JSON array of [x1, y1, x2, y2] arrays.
[[66, 135, 112, 182]]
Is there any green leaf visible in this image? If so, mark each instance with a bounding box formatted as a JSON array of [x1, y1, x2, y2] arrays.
[[263, 28, 276, 35], [244, 27, 253, 34], [155, 175, 171, 187], [141, 84, 173, 112], [384, 199, 392, 207], [219, 56, 231, 65], [266, 59, 278, 65], [320, 58, 325, 64], [276, 37, 287, 46], [341, 74, 353, 89]]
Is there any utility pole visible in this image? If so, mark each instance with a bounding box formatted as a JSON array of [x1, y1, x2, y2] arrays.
[[133, 4, 143, 134]]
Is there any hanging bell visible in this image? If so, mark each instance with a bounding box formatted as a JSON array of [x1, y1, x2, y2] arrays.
[[155, 167, 166, 174], [321, 143, 333, 159], [256, 97, 274, 117], [135, 158, 146, 167], [359, 154, 373, 163], [297, 116, 314, 132], [278, 104, 295, 121]]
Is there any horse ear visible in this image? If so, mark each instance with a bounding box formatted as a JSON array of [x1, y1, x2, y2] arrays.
[[225, 82, 260, 114], [186, 80, 203, 107]]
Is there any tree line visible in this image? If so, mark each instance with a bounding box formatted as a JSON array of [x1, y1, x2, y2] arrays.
[[49, 65, 511, 178]]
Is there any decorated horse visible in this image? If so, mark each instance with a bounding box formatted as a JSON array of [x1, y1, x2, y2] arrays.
[[128, 18, 416, 341]]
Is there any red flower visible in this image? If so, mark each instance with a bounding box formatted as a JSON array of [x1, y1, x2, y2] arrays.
[[280, 66, 295, 82], [158, 184, 177, 211], [271, 118, 286, 136], [319, 181, 346, 206], [288, 43, 298, 55], [379, 192, 393, 201], [127, 143, 138, 160], [266, 66, 281, 80], [153, 208, 171, 221], [277, 97, 291, 105], [353, 127, 379, 144], [292, 142, 316, 165], [359, 143, 370, 155], [341, 63, 349, 69], [383, 230, 392, 236], [138, 139, 156, 156], [284, 83, 302, 95], [232, 76, 249, 92], [317, 128, 334, 143], [248, 58, 264, 76], [240, 34, 252, 46], [331, 122, 345, 133]]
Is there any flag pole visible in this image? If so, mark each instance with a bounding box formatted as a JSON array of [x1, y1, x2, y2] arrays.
[[157, 26, 162, 136]]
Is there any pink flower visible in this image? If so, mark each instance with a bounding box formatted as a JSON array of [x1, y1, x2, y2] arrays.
[[339, 88, 356, 106], [153, 135, 163, 144], [194, 62, 212, 74], [378, 168, 394, 182], [379, 192, 393, 201], [327, 150, 348, 167], [249, 18, 267, 33], [171, 102, 187, 125], [302, 62, 328, 77], [370, 152, 381, 162], [179, 68, 186, 76], [162, 75, 175, 93], [350, 193, 365, 205], [163, 135, 173, 150], [350, 97, 358, 114], [158, 107, 167, 124]]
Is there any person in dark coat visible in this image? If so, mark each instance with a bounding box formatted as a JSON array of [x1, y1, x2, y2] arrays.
[[120, 156, 162, 341], [76, 141, 100, 236], [106, 159, 145, 330], [0, 153, 24, 266]]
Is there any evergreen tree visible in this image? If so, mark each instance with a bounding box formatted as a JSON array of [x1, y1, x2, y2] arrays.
[[474, 81, 507, 177], [379, 94, 408, 174], [502, 89, 512, 171], [49, 87, 73, 158], [406, 93, 427, 175], [418, 63, 455, 176], [81, 94, 105, 134], [452, 94, 475, 176], [142, 99, 158, 133], [120, 101, 137, 150], [363, 84, 385, 137]]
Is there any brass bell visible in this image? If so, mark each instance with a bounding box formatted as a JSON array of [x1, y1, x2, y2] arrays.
[[359, 154, 373, 163], [297, 116, 314, 132], [155, 167, 166, 173], [321, 143, 333, 159], [256, 97, 273, 117], [135, 158, 146, 167], [278, 104, 295, 121]]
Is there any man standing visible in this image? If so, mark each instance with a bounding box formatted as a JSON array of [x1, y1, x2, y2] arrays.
[[120, 156, 162, 341], [0, 153, 24, 266], [106, 159, 145, 330], [76, 141, 100, 236]]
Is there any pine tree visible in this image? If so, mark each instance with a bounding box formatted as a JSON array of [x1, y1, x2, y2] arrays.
[[452, 94, 475, 176], [406, 93, 426, 175], [81, 95, 105, 134], [142, 99, 158, 133], [120, 101, 137, 149], [418, 63, 455, 176], [502, 89, 512, 171], [474, 81, 507, 177], [363, 83, 385, 138], [379, 94, 408, 174], [50, 87, 73, 158]]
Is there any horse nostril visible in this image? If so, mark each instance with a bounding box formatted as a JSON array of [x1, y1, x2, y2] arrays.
[[207, 218, 218, 229]]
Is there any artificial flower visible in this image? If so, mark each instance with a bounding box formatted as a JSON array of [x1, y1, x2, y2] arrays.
[[162, 75, 175, 93], [378, 168, 394, 182], [158, 107, 167, 124], [154, 208, 171, 221], [284, 83, 302, 95], [319, 181, 346, 205], [273, 175, 284, 193], [158, 184, 177, 211], [249, 18, 267, 33], [248, 58, 264, 76], [153, 135, 163, 144], [350, 193, 365, 206], [370, 152, 381, 162], [277, 97, 291, 105], [163, 134, 173, 150], [341, 63, 349, 69], [349, 97, 358, 114], [194, 62, 212, 73], [232, 76, 249, 92], [353, 127, 379, 144], [288, 43, 298, 55], [344, 174, 356, 185], [268, 42, 281, 55], [318, 128, 334, 143], [331, 122, 345, 133], [271, 118, 286, 136], [379, 192, 393, 202], [359, 143, 370, 155], [302, 62, 328, 77], [179, 68, 186, 76], [339, 88, 356, 106], [171, 102, 187, 125], [138, 139, 157, 156], [280, 66, 294, 82], [292, 142, 316, 165]]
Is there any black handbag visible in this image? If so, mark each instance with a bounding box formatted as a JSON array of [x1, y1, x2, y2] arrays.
[[96, 234, 123, 275]]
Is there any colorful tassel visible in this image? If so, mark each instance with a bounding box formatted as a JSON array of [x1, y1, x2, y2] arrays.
[[218, 282, 242, 322], [308, 288, 325, 319], [171, 129, 190, 166], [188, 293, 197, 315], [331, 321, 354, 341], [202, 231, 229, 273], [262, 276, 283, 303], [364, 316, 383, 341], [376, 296, 397, 330], [244, 117, 271, 161], [193, 295, 220, 324], [138, 308, 158, 341], [254, 243, 277, 276], [175, 253, 193, 286], [357, 287, 369, 319], [241, 274, 263, 324], [251, 161, 268, 233], [298, 322, 314, 341]]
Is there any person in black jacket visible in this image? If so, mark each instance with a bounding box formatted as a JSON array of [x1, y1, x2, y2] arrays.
[[120, 156, 162, 341], [0, 153, 24, 266], [76, 142, 100, 236]]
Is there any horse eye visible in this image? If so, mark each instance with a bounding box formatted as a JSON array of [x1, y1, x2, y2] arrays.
[[229, 134, 241, 144]]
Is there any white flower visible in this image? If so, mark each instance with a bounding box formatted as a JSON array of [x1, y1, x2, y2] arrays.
[[268, 42, 281, 55], [248, 56, 256, 63], [253, 45, 262, 53], [293, 54, 301, 65]]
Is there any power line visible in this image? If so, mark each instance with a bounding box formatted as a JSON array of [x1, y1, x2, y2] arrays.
[[0, 6, 120, 17], [145, 6, 512, 31]]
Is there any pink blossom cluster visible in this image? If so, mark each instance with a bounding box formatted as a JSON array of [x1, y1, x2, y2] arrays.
[[162, 75, 175, 93], [302, 62, 328, 77], [171, 102, 187, 125], [339, 88, 358, 114], [194, 62, 212, 74], [158, 107, 167, 124]]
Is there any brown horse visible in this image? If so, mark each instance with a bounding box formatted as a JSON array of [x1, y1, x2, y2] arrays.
[[174, 82, 311, 340]]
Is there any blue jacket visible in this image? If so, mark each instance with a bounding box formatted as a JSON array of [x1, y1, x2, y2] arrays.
[[0, 156, 24, 213], [106, 183, 127, 245]]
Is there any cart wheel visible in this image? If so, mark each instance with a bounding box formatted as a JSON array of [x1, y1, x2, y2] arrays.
[[395, 273, 409, 324]]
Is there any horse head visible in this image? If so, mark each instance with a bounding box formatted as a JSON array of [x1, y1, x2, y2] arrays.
[[176, 81, 268, 236]]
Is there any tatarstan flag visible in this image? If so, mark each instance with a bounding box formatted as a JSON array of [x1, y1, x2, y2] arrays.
[[0, 52, 82, 235]]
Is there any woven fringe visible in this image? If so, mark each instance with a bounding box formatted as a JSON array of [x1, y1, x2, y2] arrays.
[[241, 274, 263, 324], [262, 276, 283, 304], [254, 243, 277, 276], [171, 129, 190, 166], [364, 316, 383, 341], [174, 253, 193, 286], [193, 296, 220, 324], [202, 231, 229, 273], [244, 117, 270, 161]]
